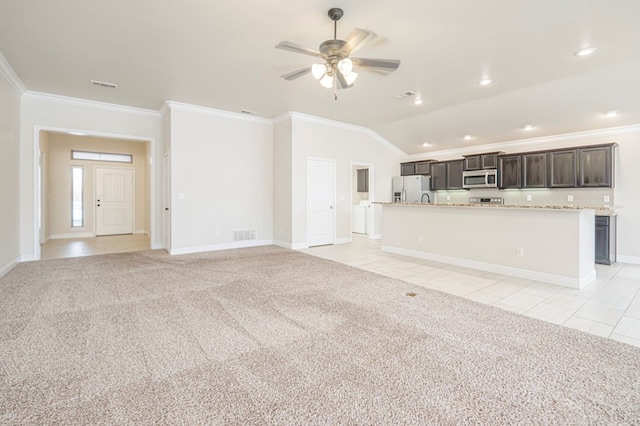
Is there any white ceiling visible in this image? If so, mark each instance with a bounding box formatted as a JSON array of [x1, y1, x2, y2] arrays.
[[1, 1, 639, 155]]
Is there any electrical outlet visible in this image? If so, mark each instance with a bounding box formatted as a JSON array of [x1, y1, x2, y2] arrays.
[[526, 195, 532, 202], [516, 248, 524, 256], [604, 195, 610, 203], [567, 195, 574, 202], [446, 195, 451, 201], [418, 235, 423, 242]]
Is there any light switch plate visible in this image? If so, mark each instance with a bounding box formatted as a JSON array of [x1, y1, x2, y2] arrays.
[[604, 195, 610, 203], [526, 195, 532, 201]]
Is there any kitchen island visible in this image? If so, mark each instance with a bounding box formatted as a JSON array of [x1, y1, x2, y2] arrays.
[[379, 203, 602, 288]]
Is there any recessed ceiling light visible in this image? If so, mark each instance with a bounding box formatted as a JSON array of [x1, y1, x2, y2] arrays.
[[414, 99, 424, 105], [463, 134, 473, 140], [522, 124, 535, 130], [422, 142, 431, 147], [604, 109, 620, 117], [575, 46, 597, 57], [477, 78, 493, 86]]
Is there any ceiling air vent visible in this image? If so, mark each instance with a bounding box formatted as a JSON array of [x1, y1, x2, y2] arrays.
[[396, 90, 416, 100], [90, 80, 118, 89], [240, 110, 256, 115]]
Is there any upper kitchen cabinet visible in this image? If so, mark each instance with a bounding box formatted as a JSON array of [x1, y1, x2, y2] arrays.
[[579, 144, 615, 187], [400, 162, 415, 176], [447, 160, 464, 190], [414, 161, 431, 175], [549, 149, 577, 188], [357, 169, 369, 192], [499, 155, 521, 188], [463, 153, 500, 170], [522, 152, 547, 188], [431, 162, 447, 190]]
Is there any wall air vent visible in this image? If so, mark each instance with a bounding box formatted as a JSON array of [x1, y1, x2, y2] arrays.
[[90, 80, 118, 89], [231, 229, 257, 242]]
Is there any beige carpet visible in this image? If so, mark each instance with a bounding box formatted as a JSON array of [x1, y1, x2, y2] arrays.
[[1, 246, 639, 424]]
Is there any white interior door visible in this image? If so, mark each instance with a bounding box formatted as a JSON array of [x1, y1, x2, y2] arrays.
[[162, 153, 171, 251], [96, 167, 134, 236], [307, 158, 335, 247]]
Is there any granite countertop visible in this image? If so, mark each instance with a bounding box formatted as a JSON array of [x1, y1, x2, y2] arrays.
[[376, 202, 617, 215]]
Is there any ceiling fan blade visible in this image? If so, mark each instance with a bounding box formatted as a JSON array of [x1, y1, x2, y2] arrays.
[[281, 66, 312, 81], [352, 58, 401, 72], [275, 41, 322, 58], [344, 28, 374, 54]]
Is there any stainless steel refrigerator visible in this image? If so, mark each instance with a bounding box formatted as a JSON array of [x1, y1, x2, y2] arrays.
[[392, 175, 433, 203]]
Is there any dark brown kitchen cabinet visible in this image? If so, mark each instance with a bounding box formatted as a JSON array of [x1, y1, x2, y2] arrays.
[[499, 155, 521, 188], [579, 145, 613, 187], [431, 162, 447, 190], [522, 152, 547, 188], [357, 169, 368, 192], [595, 215, 616, 265], [400, 162, 415, 176], [463, 153, 499, 170], [447, 160, 464, 189], [414, 161, 431, 175], [549, 149, 577, 188]]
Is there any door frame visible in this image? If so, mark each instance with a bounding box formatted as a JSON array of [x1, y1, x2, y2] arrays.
[[306, 157, 336, 247], [32, 126, 157, 260], [350, 162, 375, 239], [162, 152, 171, 252]]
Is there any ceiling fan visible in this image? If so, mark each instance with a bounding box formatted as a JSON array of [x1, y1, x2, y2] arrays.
[[275, 7, 401, 99]]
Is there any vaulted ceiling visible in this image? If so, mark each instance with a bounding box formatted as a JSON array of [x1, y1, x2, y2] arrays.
[[1, 1, 639, 154]]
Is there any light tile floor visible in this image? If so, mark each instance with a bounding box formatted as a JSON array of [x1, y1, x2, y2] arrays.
[[41, 234, 151, 259], [302, 234, 640, 348]]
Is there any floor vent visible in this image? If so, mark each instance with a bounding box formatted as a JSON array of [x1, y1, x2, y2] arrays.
[[231, 229, 257, 242]]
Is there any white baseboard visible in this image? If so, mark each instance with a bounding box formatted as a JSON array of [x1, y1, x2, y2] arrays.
[[151, 242, 164, 250], [169, 239, 274, 255], [335, 237, 352, 245], [381, 245, 595, 289], [370, 234, 382, 240], [134, 229, 148, 235], [0, 256, 20, 278], [617, 255, 640, 265], [50, 232, 94, 239]]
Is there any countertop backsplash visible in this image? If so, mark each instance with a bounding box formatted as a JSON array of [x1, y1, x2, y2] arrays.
[[433, 187, 615, 209]]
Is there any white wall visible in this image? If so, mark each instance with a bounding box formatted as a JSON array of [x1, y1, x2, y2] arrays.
[[288, 113, 406, 246], [410, 127, 640, 263], [0, 62, 21, 276], [167, 103, 274, 253], [273, 116, 293, 246], [19, 93, 163, 260]]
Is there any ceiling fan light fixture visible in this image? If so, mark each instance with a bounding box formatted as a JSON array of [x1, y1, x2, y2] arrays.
[[320, 73, 334, 88], [311, 63, 327, 79], [344, 71, 358, 86], [338, 58, 353, 74]]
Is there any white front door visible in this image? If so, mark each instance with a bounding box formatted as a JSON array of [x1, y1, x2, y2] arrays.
[[96, 167, 134, 236], [307, 158, 335, 247]]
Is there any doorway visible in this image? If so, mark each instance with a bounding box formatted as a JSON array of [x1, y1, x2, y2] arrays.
[[351, 162, 374, 239], [37, 130, 152, 259]]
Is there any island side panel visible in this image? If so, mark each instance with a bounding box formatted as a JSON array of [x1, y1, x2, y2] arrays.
[[380, 205, 596, 288]]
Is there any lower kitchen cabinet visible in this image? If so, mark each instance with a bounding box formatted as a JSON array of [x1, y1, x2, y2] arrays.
[[595, 215, 616, 265]]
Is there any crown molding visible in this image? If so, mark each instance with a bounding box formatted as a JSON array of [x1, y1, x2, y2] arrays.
[[165, 100, 272, 125], [0, 51, 26, 95], [407, 124, 640, 161], [23, 91, 161, 118], [286, 111, 408, 157]]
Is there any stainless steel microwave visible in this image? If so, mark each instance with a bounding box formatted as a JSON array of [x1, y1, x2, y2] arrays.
[[462, 169, 498, 189]]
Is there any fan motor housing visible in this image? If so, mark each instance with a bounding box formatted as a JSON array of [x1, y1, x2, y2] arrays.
[[319, 39, 348, 60]]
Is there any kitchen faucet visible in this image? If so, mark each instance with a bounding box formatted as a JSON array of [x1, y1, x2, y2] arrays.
[[421, 192, 431, 203]]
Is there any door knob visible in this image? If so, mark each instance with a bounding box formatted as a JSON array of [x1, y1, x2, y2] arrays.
[[165, 207, 169, 211], [97, 204, 101, 207]]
